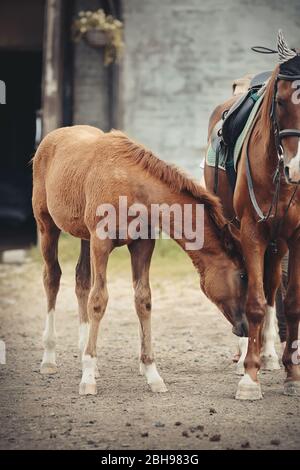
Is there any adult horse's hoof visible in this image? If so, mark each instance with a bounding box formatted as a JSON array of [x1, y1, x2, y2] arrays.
[[79, 382, 97, 396], [235, 374, 263, 400], [149, 380, 168, 393], [261, 355, 280, 371], [283, 380, 300, 396], [40, 362, 58, 375]]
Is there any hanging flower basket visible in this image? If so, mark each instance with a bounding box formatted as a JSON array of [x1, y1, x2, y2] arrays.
[[85, 29, 108, 48], [72, 9, 124, 66]]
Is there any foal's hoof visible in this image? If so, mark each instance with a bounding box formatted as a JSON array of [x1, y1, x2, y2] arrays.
[[235, 375, 263, 401], [283, 380, 300, 396], [40, 362, 58, 375], [149, 380, 168, 393], [261, 355, 281, 371], [79, 382, 97, 396]]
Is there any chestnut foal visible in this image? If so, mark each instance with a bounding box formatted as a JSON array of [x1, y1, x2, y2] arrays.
[[32, 126, 247, 396]]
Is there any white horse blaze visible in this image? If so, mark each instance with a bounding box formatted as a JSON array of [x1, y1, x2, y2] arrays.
[[41, 309, 57, 367], [286, 143, 300, 181]]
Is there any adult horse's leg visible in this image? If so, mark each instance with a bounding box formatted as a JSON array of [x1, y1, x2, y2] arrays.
[[275, 253, 289, 350], [236, 220, 267, 400], [236, 337, 248, 375], [261, 248, 282, 370], [38, 213, 61, 374], [236, 249, 282, 375], [79, 235, 110, 395], [75, 240, 91, 359], [283, 242, 300, 396], [276, 286, 287, 348], [128, 239, 167, 393]]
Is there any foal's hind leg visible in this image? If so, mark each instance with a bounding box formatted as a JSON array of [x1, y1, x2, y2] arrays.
[[129, 239, 167, 393], [37, 213, 61, 374], [79, 235, 110, 395], [75, 240, 91, 359]]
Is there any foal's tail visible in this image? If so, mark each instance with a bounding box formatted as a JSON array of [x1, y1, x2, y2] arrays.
[[31, 130, 58, 180]]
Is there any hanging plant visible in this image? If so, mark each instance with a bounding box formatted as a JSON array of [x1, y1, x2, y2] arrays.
[[72, 9, 124, 66]]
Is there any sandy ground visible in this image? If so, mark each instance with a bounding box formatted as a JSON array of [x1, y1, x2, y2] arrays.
[[0, 253, 299, 451]]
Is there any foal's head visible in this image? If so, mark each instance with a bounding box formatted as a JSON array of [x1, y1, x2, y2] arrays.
[[200, 221, 248, 337]]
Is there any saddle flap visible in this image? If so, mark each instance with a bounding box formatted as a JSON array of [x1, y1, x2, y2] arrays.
[[222, 92, 258, 148], [222, 70, 271, 148]]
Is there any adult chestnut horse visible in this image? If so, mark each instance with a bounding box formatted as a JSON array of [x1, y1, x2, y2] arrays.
[[205, 32, 300, 399], [32, 126, 247, 396]]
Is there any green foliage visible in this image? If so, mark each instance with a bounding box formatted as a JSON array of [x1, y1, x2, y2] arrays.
[[30, 233, 195, 280]]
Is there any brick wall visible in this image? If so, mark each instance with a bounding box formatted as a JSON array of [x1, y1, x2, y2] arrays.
[[122, 0, 300, 177], [73, 0, 111, 130]]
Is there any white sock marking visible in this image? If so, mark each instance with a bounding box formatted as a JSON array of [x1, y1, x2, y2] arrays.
[[261, 305, 278, 358], [78, 322, 89, 358], [42, 309, 56, 365], [140, 362, 164, 385], [239, 373, 258, 386], [237, 337, 248, 372], [81, 354, 97, 385]]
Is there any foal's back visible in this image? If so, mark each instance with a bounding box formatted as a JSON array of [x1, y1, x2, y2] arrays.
[[33, 126, 108, 238], [32, 125, 160, 239]]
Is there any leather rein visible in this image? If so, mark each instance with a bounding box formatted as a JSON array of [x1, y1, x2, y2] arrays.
[[245, 71, 300, 250]]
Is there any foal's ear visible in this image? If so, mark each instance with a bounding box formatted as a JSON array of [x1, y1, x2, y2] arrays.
[[221, 223, 242, 256]]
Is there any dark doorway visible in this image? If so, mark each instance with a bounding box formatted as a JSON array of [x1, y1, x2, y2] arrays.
[[0, 51, 42, 250]]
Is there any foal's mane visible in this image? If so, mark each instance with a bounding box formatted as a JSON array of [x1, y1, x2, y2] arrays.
[[109, 130, 227, 232], [252, 66, 279, 152]]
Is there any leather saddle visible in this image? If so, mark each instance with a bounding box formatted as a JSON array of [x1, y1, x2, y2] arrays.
[[211, 71, 272, 192]]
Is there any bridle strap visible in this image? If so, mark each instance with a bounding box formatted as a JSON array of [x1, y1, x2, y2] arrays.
[[279, 129, 300, 139], [277, 73, 300, 81]]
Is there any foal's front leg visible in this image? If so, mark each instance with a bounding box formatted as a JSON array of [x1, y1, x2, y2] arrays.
[[75, 239, 100, 379], [129, 239, 167, 393], [79, 236, 110, 395]]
